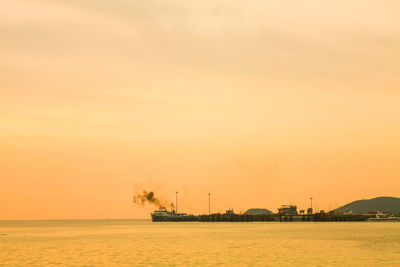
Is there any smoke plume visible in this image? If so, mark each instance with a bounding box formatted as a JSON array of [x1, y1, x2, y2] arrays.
[[133, 190, 174, 210]]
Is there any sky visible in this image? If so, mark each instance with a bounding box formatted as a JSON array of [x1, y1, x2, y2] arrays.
[[1, 0, 399, 219]]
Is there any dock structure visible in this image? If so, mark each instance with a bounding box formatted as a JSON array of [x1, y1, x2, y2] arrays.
[[278, 213, 367, 222], [198, 213, 367, 222], [150, 192, 372, 222], [151, 196, 369, 222], [151, 209, 368, 222], [198, 213, 276, 222]]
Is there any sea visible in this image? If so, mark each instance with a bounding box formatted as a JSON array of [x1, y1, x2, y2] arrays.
[[0, 220, 399, 266]]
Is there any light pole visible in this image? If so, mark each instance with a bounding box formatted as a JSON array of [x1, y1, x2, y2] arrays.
[[176, 191, 178, 213], [310, 197, 313, 212], [208, 193, 211, 215]]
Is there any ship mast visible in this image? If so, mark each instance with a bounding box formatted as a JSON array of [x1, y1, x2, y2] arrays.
[[176, 191, 178, 213], [208, 192, 211, 215]]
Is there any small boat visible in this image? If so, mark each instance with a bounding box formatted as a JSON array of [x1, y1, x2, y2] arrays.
[[368, 211, 400, 222]]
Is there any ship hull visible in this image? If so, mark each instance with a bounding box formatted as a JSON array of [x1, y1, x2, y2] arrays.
[[151, 214, 198, 222]]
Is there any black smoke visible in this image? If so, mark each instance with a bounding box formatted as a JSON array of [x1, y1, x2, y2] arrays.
[[133, 190, 174, 210]]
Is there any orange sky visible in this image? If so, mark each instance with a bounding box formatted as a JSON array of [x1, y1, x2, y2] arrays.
[[1, 0, 399, 219]]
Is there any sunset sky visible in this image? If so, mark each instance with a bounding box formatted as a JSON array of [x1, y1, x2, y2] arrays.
[[1, 0, 399, 219]]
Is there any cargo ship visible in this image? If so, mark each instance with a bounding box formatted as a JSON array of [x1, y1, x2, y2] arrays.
[[151, 209, 198, 222]]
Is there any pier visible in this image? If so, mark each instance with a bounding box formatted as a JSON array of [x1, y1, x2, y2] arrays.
[[151, 211, 368, 222], [151, 197, 369, 222]]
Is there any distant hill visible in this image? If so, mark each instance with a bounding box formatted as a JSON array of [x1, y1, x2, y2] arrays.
[[333, 197, 400, 214], [244, 208, 273, 215]]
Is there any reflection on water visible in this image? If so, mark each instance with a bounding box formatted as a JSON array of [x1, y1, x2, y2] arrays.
[[1, 220, 399, 266]]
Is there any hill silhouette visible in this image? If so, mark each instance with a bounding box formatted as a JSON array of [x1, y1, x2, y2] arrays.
[[333, 197, 400, 214]]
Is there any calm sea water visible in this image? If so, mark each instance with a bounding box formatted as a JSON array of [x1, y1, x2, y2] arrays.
[[0, 220, 399, 266]]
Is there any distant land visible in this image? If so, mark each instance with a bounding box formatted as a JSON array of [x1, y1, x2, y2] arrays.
[[333, 197, 400, 214], [244, 208, 273, 215]]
